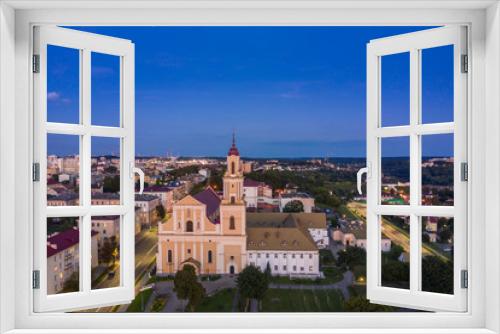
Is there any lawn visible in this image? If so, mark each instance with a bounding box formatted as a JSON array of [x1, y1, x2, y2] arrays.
[[261, 288, 343, 312], [126, 288, 154, 312], [195, 288, 236, 312]]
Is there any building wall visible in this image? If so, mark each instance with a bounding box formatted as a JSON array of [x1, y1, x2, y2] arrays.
[[308, 228, 329, 248], [247, 250, 320, 277]]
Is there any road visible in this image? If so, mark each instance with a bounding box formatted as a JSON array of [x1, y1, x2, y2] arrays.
[[89, 228, 158, 312], [347, 201, 449, 262]]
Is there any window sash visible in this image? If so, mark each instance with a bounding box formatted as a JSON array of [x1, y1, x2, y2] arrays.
[[366, 25, 468, 312], [32, 26, 136, 312]]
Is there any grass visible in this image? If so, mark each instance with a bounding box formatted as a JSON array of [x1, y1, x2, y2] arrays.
[[150, 295, 168, 312], [261, 288, 343, 312], [126, 288, 154, 312], [195, 288, 236, 312]]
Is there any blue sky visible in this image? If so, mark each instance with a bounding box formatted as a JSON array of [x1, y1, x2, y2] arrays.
[[47, 26, 454, 158]]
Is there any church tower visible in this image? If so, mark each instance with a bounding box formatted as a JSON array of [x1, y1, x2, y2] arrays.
[[220, 132, 246, 236]]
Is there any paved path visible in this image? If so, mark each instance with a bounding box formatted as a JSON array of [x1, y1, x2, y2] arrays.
[[269, 271, 354, 300]]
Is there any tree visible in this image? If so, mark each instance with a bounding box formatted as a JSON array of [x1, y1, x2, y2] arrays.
[[381, 261, 410, 289], [237, 265, 269, 311], [344, 296, 393, 312], [173, 266, 206, 312], [103, 175, 120, 193], [99, 236, 118, 266], [283, 200, 304, 213], [62, 272, 79, 293], [264, 262, 272, 284], [336, 246, 366, 269], [156, 204, 166, 220], [422, 256, 453, 294]]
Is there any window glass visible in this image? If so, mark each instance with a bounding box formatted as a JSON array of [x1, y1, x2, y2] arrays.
[[381, 52, 410, 127], [381, 215, 410, 290], [47, 134, 80, 206], [91, 52, 121, 127], [47, 217, 80, 295], [47, 45, 80, 124]]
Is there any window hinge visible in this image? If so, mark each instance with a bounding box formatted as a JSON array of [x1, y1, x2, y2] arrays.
[[32, 270, 40, 289], [461, 162, 468, 182], [461, 54, 468, 73], [32, 54, 40, 73], [32, 162, 40, 182], [461, 269, 468, 289]]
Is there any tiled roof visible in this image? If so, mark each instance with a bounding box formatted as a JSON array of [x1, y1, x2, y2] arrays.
[[280, 192, 312, 199], [246, 227, 317, 251], [135, 194, 160, 202], [143, 185, 174, 192], [247, 212, 327, 229], [47, 228, 98, 257], [92, 193, 120, 200], [243, 179, 265, 187], [193, 187, 221, 218]]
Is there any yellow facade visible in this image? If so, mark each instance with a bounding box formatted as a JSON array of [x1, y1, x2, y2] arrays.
[[157, 137, 247, 275]]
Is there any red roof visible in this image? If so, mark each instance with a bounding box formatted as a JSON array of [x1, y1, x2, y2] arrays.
[[47, 228, 98, 257]]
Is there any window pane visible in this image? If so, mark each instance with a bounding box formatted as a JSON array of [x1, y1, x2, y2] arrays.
[[421, 216, 454, 294], [47, 45, 80, 124], [92, 52, 120, 127], [91, 137, 121, 205], [381, 137, 410, 205], [47, 217, 80, 294], [381, 215, 410, 290], [381, 52, 410, 127], [47, 134, 80, 206], [422, 134, 454, 206], [91, 216, 121, 290], [421, 45, 454, 124]]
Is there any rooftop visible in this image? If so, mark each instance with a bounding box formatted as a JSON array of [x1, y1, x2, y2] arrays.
[[47, 228, 98, 257]]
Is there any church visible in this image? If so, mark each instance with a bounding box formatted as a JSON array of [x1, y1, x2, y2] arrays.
[[156, 137, 327, 277]]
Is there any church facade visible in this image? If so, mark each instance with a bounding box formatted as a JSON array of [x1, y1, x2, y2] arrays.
[[156, 137, 326, 277]]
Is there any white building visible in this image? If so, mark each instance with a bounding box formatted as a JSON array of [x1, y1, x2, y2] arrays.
[[279, 192, 315, 213], [243, 178, 273, 210], [247, 250, 320, 278], [91, 216, 120, 246]]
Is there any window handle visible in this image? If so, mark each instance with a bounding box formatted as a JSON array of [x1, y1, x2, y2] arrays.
[[130, 162, 145, 195], [357, 166, 369, 195]]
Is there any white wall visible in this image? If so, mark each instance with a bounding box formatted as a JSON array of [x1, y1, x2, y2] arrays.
[[247, 250, 320, 277]]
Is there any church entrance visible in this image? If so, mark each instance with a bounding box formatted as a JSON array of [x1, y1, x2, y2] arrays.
[[229, 265, 235, 275]]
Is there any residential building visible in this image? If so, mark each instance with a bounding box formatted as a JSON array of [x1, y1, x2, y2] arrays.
[[332, 219, 391, 251], [46, 228, 98, 295], [135, 194, 161, 228], [91, 216, 120, 247], [243, 178, 273, 210], [143, 185, 174, 213]]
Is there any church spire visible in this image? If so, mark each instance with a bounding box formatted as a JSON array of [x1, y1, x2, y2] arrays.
[[228, 130, 240, 156]]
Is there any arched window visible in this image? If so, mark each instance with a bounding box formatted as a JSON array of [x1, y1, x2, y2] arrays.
[[229, 216, 235, 230], [186, 220, 193, 232], [167, 250, 172, 263], [208, 250, 213, 263], [231, 161, 235, 174]]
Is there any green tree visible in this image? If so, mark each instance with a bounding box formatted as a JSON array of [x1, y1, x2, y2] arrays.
[[283, 200, 304, 213], [336, 246, 366, 269], [62, 272, 79, 293], [381, 261, 410, 289], [103, 175, 120, 193], [156, 204, 166, 220], [422, 256, 453, 294], [237, 265, 269, 311], [344, 296, 393, 312], [99, 236, 118, 266], [173, 266, 206, 312]]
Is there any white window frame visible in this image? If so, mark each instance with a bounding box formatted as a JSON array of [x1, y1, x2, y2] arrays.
[[32, 26, 136, 312], [0, 1, 499, 334], [365, 26, 468, 312]]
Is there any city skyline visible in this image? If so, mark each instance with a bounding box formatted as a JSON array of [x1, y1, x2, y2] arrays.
[[48, 26, 453, 158]]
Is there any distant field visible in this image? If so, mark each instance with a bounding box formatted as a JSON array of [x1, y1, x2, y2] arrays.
[[261, 289, 343, 312]]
